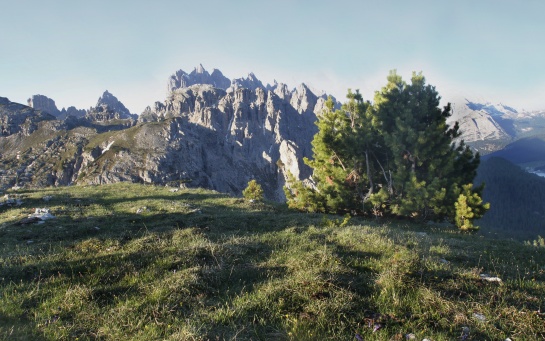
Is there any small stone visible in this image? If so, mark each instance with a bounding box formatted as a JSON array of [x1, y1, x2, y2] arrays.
[[480, 274, 502, 283], [460, 326, 470, 340], [473, 313, 486, 321], [136, 207, 147, 214]]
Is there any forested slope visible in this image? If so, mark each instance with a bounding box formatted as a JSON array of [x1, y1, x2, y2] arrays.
[[475, 157, 545, 240]]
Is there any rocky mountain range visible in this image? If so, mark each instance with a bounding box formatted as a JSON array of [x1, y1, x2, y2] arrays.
[[2, 65, 545, 202], [0, 66, 332, 200]]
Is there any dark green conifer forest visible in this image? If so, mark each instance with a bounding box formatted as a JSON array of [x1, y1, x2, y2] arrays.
[[476, 156, 545, 240]]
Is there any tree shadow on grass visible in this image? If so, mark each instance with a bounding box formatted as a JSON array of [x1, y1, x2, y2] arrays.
[[0, 312, 48, 341]]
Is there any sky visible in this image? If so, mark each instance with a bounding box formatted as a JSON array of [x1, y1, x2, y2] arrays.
[[1, 0, 544, 114]]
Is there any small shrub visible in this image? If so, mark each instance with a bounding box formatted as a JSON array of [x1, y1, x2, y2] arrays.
[[321, 213, 351, 228], [242, 179, 264, 201], [454, 184, 489, 231], [525, 235, 545, 247]]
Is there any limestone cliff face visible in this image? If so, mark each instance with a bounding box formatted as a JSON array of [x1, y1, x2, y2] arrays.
[[124, 71, 327, 199], [79, 66, 330, 199], [1, 66, 332, 200], [28, 94, 86, 119], [28, 95, 61, 117]]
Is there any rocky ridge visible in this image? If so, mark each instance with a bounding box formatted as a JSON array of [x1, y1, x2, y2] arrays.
[[1, 66, 333, 200], [168, 64, 231, 92]]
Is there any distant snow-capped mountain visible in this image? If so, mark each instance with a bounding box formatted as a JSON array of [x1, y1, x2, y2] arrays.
[[449, 99, 511, 142], [447, 96, 545, 153]]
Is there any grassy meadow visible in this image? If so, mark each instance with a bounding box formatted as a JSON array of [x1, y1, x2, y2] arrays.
[[0, 183, 544, 340]]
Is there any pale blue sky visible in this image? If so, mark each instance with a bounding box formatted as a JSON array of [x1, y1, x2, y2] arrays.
[[1, 0, 544, 113]]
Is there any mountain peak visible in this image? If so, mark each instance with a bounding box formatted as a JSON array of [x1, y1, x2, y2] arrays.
[[195, 64, 206, 74], [99, 90, 114, 101], [231, 73, 264, 91], [27, 94, 60, 116], [95, 90, 132, 118], [168, 65, 230, 92], [97, 90, 117, 105]]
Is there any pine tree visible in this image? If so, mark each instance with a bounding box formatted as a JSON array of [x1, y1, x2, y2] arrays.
[[242, 180, 264, 201], [372, 71, 485, 222], [287, 92, 376, 214], [284, 172, 324, 212], [285, 71, 489, 229], [455, 184, 490, 230]]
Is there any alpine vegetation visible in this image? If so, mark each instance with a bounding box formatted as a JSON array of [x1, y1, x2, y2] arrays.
[[285, 71, 489, 229]]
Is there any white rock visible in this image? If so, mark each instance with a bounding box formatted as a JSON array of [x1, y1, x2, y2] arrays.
[[473, 313, 486, 321], [480, 274, 502, 282], [28, 208, 55, 220]]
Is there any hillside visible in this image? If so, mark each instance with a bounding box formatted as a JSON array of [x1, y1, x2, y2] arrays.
[[475, 157, 545, 240], [1, 183, 544, 340], [482, 136, 545, 167]]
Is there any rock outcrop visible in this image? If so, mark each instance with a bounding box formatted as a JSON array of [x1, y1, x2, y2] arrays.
[[28, 94, 87, 120], [133, 72, 328, 200], [28, 95, 61, 117]]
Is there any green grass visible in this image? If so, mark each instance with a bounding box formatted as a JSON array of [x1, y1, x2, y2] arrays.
[[1, 183, 544, 340]]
